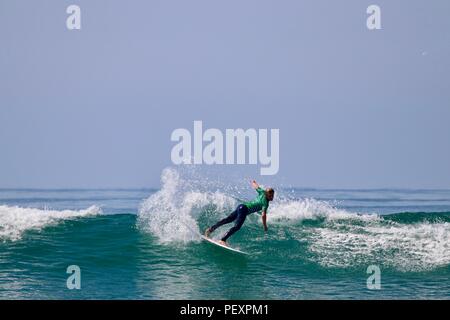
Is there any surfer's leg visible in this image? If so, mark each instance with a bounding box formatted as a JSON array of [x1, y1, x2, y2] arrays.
[[208, 209, 238, 233], [221, 205, 248, 242]]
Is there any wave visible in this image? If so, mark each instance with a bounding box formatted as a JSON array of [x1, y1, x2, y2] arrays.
[[0, 205, 101, 241], [270, 202, 449, 271], [383, 211, 450, 223], [138, 167, 450, 272]]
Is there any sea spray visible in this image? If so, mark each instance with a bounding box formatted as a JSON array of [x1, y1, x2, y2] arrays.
[[137, 168, 237, 243]]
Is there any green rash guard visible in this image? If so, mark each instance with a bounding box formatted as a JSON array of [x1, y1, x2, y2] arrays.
[[244, 187, 269, 214]]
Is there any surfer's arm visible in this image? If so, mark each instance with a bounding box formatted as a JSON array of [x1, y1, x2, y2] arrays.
[[262, 211, 268, 232], [252, 181, 265, 196]]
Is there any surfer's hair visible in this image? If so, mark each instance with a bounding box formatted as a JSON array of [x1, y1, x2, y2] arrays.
[[265, 188, 274, 199]]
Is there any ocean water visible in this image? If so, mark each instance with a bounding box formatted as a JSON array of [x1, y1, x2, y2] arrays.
[[0, 168, 449, 299]]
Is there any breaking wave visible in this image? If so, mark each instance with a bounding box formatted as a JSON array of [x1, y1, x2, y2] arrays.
[[0, 205, 101, 241], [137, 167, 450, 272]]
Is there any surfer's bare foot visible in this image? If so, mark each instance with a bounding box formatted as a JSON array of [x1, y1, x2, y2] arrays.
[[219, 240, 228, 246], [204, 228, 211, 238]]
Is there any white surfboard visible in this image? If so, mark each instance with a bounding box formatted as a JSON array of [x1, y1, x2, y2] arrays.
[[200, 235, 249, 255], [180, 221, 249, 255]]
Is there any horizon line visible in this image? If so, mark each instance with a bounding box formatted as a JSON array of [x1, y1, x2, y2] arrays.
[[0, 187, 450, 192]]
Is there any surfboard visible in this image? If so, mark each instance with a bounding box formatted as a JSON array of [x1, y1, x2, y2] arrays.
[[200, 235, 249, 255], [180, 221, 249, 255]]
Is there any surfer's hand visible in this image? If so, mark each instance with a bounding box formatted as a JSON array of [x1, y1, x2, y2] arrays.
[[251, 180, 259, 189]]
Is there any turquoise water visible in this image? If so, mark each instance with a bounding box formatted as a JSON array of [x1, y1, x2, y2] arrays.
[[1, 170, 449, 299]]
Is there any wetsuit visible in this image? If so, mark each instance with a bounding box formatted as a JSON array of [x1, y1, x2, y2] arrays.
[[209, 187, 269, 241]]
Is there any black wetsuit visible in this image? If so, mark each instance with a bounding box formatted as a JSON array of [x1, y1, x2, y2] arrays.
[[209, 204, 249, 241]]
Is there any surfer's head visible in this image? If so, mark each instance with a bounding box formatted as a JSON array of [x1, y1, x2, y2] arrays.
[[265, 188, 275, 201]]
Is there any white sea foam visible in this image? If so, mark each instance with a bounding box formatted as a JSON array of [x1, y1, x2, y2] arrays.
[[306, 219, 450, 271], [0, 205, 101, 241], [267, 198, 380, 223], [268, 198, 449, 271]]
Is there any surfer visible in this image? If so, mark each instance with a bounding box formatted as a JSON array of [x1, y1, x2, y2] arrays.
[[204, 180, 274, 246]]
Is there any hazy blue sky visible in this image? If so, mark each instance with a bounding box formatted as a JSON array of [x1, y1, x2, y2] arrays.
[[1, 0, 449, 189]]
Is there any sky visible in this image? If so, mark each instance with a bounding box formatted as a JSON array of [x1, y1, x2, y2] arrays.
[[0, 0, 449, 189]]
